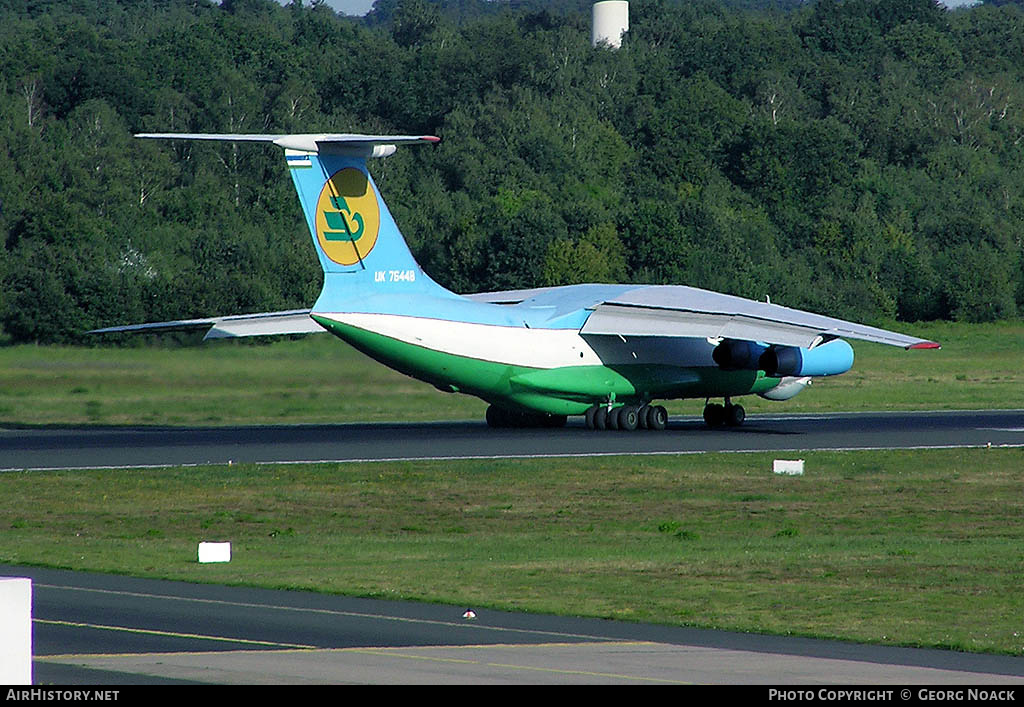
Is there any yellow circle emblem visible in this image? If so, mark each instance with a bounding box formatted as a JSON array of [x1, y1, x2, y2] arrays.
[[315, 168, 380, 266]]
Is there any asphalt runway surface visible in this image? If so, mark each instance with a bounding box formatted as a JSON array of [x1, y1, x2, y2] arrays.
[[2, 409, 1023, 471], [9, 564, 1024, 685]]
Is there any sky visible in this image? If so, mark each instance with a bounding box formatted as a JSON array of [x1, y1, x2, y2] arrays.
[[272, 0, 375, 15], [309, 0, 375, 15]]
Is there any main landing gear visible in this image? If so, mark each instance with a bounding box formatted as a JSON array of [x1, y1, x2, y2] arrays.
[[584, 403, 668, 431], [703, 398, 745, 428], [486, 400, 746, 431], [485, 405, 567, 428]]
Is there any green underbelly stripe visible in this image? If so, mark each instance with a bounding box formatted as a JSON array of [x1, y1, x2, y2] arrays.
[[311, 314, 781, 415]]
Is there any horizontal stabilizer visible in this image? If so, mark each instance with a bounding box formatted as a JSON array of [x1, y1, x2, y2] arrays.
[[136, 133, 439, 155], [88, 309, 323, 340]]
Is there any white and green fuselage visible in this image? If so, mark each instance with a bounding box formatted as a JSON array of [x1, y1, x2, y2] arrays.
[[310, 307, 783, 416]]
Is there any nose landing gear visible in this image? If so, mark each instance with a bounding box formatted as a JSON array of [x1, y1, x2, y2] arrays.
[[703, 398, 745, 428]]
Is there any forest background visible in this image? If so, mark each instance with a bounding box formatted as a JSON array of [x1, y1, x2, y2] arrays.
[[1, 0, 1022, 344]]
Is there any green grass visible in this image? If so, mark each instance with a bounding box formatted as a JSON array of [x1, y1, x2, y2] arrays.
[[0, 320, 1021, 426], [0, 336, 486, 426], [2, 448, 1022, 655]]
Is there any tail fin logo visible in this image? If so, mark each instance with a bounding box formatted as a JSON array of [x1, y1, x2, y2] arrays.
[[315, 168, 380, 266]]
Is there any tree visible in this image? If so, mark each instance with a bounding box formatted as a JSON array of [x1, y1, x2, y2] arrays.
[[541, 222, 627, 285], [1, 0, 1023, 343]]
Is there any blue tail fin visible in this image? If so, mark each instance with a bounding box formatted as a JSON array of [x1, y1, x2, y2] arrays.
[[136, 132, 454, 305], [281, 135, 458, 308], [286, 145, 417, 275]]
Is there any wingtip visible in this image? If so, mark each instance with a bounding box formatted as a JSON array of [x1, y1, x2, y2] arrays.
[[907, 341, 941, 350]]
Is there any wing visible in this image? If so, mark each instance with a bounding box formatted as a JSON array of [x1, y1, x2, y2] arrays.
[[580, 285, 939, 349], [88, 309, 324, 340], [466, 284, 939, 350]]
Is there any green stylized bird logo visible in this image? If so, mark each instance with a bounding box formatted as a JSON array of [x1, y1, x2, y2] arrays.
[[323, 195, 365, 242]]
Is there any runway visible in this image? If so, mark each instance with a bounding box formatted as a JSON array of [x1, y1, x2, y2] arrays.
[[1, 409, 1022, 471], [12, 564, 1024, 685], [2, 405, 1024, 471]]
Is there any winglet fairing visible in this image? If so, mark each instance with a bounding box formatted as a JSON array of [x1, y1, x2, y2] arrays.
[[90, 132, 939, 429]]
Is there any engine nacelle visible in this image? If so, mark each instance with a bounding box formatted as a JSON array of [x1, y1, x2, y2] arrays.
[[712, 339, 769, 370], [758, 339, 854, 378]]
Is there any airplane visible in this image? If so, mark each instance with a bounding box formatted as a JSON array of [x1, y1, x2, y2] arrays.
[[91, 132, 939, 430]]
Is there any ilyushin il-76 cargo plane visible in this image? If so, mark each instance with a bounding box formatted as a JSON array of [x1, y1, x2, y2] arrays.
[[93, 133, 939, 430]]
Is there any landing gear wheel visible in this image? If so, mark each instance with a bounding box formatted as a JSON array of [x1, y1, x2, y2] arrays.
[[486, 405, 507, 428], [617, 405, 639, 431], [703, 402, 726, 428], [543, 414, 568, 428], [725, 403, 745, 427], [487, 405, 566, 428], [589, 403, 667, 432], [646, 405, 668, 431]]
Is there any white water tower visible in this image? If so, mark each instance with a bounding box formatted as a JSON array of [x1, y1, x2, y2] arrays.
[[592, 1, 629, 49]]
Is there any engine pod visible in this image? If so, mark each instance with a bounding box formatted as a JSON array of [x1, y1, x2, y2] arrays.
[[759, 339, 854, 377], [712, 339, 769, 370]]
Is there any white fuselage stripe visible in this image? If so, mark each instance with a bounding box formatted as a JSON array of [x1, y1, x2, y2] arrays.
[[315, 312, 603, 369]]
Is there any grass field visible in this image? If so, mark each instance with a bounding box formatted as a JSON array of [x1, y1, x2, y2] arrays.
[[0, 320, 1022, 427], [1, 449, 1022, 655], [1, 321, 1022, 655]]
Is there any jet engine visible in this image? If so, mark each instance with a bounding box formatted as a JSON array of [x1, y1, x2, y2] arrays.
[[714, 338, 854, 378], [711, 339, 769, 370], [758, 339, 854, 378]]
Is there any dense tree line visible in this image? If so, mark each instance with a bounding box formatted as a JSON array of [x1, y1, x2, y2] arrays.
[[0, 0, 1022, 344]]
